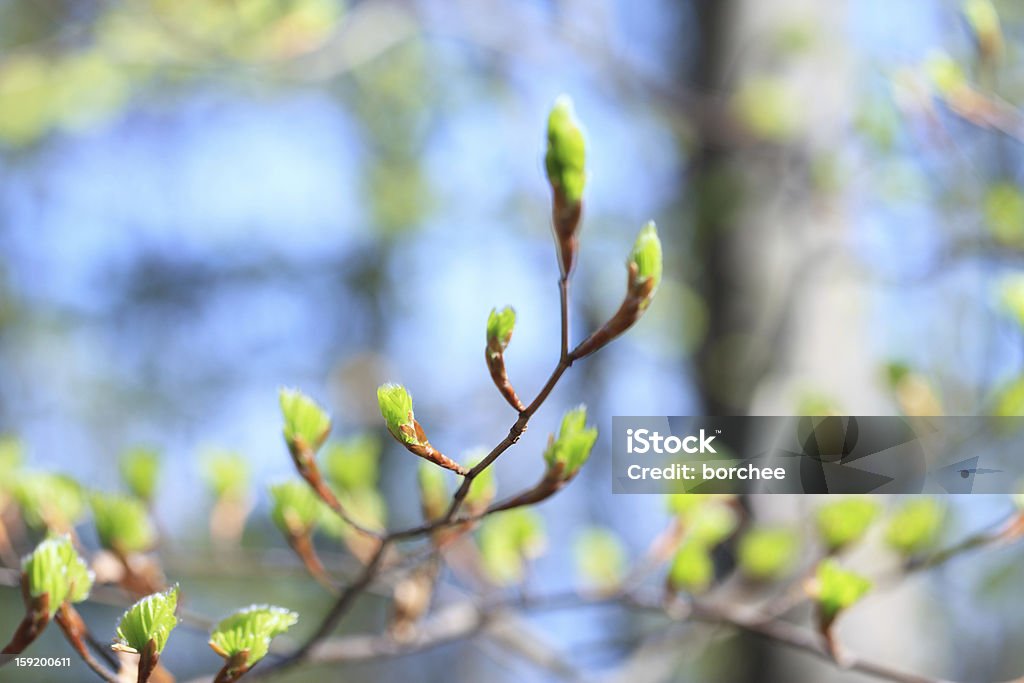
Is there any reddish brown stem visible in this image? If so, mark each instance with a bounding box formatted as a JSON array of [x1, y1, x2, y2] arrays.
[[55, 604, 119, 683]]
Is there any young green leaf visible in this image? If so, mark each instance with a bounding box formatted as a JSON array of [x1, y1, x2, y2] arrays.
[[377, 383, 417, 445], [544, 95, 586, 205], [573, 527, 627, 590], [91, 494, 156, 554], [209, 605, 298, 666], [738, 528, 800, 581], [629, 221, 663, 308], [884, 499, 944, 555], [322, 436, 381, 493], [543, 406, 598, 480], [687, 501, 739, 547], [486, 307, 516, 352], [479, 509, 546, 586], [279, 388, 332, 456], [667, 542, 714, 594], [22, 535, 93, 616], [810, 559, 871, 621], [119, 447, 161, 504], [115, 585, 180, 654], [269, 481, 321, 537], [816, 498, 880, 551]]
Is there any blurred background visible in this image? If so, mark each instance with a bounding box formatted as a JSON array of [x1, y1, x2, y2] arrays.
[[2, 0, 1024, 681]]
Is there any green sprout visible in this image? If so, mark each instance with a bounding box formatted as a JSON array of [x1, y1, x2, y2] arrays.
[[279, 388, 332, 456], [486, 307, 516, 352], [22, 535, 93, 616], [417, 462, 449, 520], [629, 221, 663, 307], [91, 494, 156, 554], [668, 542, 714, 594], [543, 406, 598, 479], [573, 527, 627, 590], [377, 383, 417, 445], [269, 481, 321, 537], [884, 499, 944, 555], [811, 559, 871, 621], [119, 447, 161, 504], [544, 95, 586, 205], [816, 498, 880, 551], [738, 528, 800, 581], [209, 605, 298, 666], [479, 509, 546, 585], [115, 585, 180, 654]]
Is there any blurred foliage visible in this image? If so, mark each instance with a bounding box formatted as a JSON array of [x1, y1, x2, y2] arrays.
[[811, 559, 872, 621], [119, 447, 162, 504], [13, 472, 86, 531], [885, 499, 944, 556], [202, 449, 251, 502], [269, 480, 321, 537], [816, 498, 880, 551], [91, 493, 157, 554], [668, 541, 714, 594], [573, 527, 627, 590], [478, 508, 546, 586], [738, 527, 800, 581]]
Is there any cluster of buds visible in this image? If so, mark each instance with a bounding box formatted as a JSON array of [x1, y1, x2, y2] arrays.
[[377, 383, 467, 475]]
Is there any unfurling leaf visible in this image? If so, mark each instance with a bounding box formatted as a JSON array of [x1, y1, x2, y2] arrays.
[[545, 95, 586, 206], [22, 535, 94, 616], [479, 509, 546, 585], [738, 528, 800, 581], [91, 494, 157, 554], [543, 406, 598, 480], [885, 499, 944, 555], [816, 498, 880, 551], [209, 605, 298, 666], [809, 559, 871, 621], [628, 221, 663, 310], [377, 383, 417, 445], [119, 446, 161, 503], [279, 388, 332, 458], [269, 481, 321, 537], [115, 585, 179, 654], [573, 527, 627, 589], [667, 542, 713, 594], [377, 383, 466, 474], [486, 307, 517, 352]]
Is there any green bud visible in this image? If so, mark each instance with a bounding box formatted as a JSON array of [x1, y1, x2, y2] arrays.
[[377, 383, 417, 445], [486, 307, 516, 352], [269, 481, 321, 536], [687, 502, 738, 547], [816, 498, 879, 551], [116, 585, 180, 654], [667, 542, 714, 594], [884, 499, 943, 555], [629, 221, 663, 307], [811, 559, 871, 621], [543, 406, 598, 479], [209, 605, 298, 666], [573, 527, 627, 589], [737, 527, 799, 581], [14, 472, 85, 531], [479, 509, 546, 585], [279, 388, 332, 456], [119, 447, 161, 504], [22, 535, 93, 616], [91, 494, 157, 554], [464, 454, 496, 511], [544, 95, 586, 205]]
